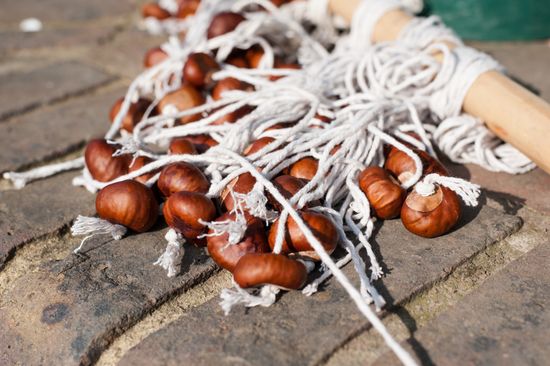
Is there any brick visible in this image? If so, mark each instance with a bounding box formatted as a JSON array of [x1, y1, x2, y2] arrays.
[[375, 242, 550, 366], [0, 172, 95, 269], [118, 205, 521, 366], [0, 61, 114, 121], [0, 0, 138, 24], [0, 86, 126, 173], [0, 230, 218, 366]]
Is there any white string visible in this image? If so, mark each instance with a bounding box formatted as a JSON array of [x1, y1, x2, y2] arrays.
[[71, 215, 127, 253], [154, 228, 185, 277]]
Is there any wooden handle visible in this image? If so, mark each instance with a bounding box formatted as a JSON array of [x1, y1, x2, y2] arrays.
[[329, 0, 550, 174]]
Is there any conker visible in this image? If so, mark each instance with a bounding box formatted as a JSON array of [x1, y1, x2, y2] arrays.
[[129, 156, 159, 185], [158, 162, 210, 197], [207, 212, 269, 272], [268, 210, 338, 261], [96, 180, 158, 232], [142, 3, 171, 19], [211, 106, 252, 126], [221, 172, 257, 211], [183, 52, 220, 88], [385, 148, 448, 184], [176, 0, 200, 19], [401, 186, 461, 238], [268, 175, 306, 211], [158, 85, 205, 124], [163, 191, 216, 243], [243, 136, 275, 156], [84, 139, 131, 182], [143, 46, 168, 68], [289, 157, 318, 181], [211, 77, 252, 101], [207, 11, 246, 39], [169, 138, 198, 155], [109, 97, 151, 132], [358, 167, 406, 220], [184, 134, 218, 153], [233, 253, 307, 290]]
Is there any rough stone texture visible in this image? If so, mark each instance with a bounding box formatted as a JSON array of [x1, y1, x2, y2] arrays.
[[0, 86, 126, 173], [0, 172, 95, 269], [0, 229, 218, 366], [0, 0, 139, 24], [118, 205, 521, 366], [375, 241, 550, 366], [0, 61, 114, 121]]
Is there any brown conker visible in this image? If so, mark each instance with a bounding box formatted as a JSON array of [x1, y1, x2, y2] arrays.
[[289, 157, 319, 181], [96, 180, 158, 232], [220, 172, 257, 212], [158, 162, 210, 197], [268, 175, 306, 211], [176, 0, 200, 19], [211, 77, 251, 101], [128, 156, 159, 185], [109, 97, 151, 133], [268, 210, 338, 261], [184, 134, 218, 153], [169, 138, 198, 155], [163, 191, 216, 243], [358, 166, 406, 220], [84, 139, 131, 182], [158, 85, 205, 124], [142, 3, 171, 19], [243, 136, 275, 156], [206, 212, 269, 272], [207, 11, 246, 39], [385, 148, 448, 184], [233, 253, 307, 290], [183, 52, 220, 88], [401, 186, 461, 238], [143, 46, 168, 68]]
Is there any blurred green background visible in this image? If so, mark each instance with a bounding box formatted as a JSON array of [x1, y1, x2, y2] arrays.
[[424, 0, 550, 40]]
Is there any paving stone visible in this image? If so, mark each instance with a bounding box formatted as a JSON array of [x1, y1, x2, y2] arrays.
[[0, 61, 114, 121], [118, 205, 521, 366], [0, 26, 120, 54], [0, 172, 95, 269], [0, 228, 218, 366], [88, 27, 166, 79], [0, 86, 126, 174], [0, 0, 139, 24], [375, 241, 550, 366]]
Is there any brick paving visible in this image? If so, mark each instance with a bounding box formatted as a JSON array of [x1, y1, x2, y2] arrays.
[[0, 1, 549, 365]]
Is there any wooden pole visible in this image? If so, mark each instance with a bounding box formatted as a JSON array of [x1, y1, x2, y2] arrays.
[[329, 0, 550, 174]]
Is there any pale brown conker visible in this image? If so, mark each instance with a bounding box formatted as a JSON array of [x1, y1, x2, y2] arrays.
[[358, 166, 406, 220], [233, 253, 308, 290]]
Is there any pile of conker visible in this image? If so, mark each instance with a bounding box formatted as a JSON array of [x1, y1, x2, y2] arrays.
[[357, 138, 462, 238]]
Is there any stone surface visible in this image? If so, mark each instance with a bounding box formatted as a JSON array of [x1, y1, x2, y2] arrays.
[[0, 0, 139, 24], [0, 228, 218, 366], [0, 61, 114, 121], [0, 86, 126, 173], [375, 241, 550, 366], [0, 172, 95, 269], [118, 205, 521, 366]]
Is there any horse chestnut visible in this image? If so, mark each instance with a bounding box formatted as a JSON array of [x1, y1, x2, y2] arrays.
[[109, 97, 151, 132], [143, 46, 168, 68], [243, 137, 275, 156], [385, 148, 448, 184], [176, 0, 200, 19], [163, 191, 216, 243], [233, 253, 307, 290], [268, 175, 306, 211], [211, 77, 251, 101], [96, 180, 158, 232], [158, 162, 210, 197], [183, 52, 220, 88], [206, 212, 269, 272], [84, 139, 131, 182], [128, 156, 158, 184], [169, 138, 198, 155], [207, 11, 246, 39], [142, 3, 171, 19], [289, 157, 318, 181], [268, 210, 338, 261], [158, 85, 205, 124], [184, 134, 218, 153], [358, 166, 406, 219], [401, 185, 461, 238], [220, 172, 257, 212]]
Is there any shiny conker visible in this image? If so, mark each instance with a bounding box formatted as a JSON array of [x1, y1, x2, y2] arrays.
[[84, 139, 131, 182], [358, 166, 406, 219], [233, 253, 307, 290], [158, 162, 210, 197], [163, 191, 216, 243]]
